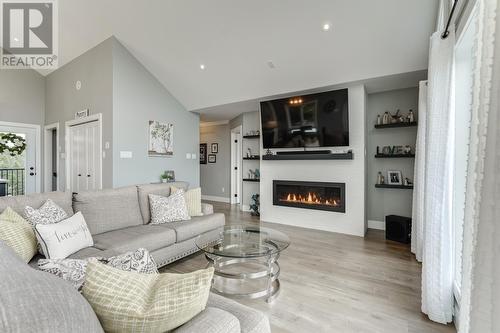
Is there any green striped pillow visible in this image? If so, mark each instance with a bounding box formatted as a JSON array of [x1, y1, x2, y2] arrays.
[[0, 207, 37, 262], [83, 261, 214, 333]]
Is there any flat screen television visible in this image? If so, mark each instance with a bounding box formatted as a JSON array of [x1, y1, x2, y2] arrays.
[[260, 88, 349, 149]]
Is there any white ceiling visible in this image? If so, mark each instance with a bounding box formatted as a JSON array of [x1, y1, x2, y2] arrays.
[[53, 0, 437, 115]]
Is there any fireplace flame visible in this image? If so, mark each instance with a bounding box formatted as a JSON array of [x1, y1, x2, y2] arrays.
[[280, 192, 340, 206]]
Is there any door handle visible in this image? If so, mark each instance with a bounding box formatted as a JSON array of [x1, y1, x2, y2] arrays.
[[78, 174, 81, 177], [29, 172, 35, 176], [87, 175, 91, 177], [29, 167, 34, 170]]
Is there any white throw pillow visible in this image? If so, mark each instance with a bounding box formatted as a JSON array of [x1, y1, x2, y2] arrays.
[[149, 191, 191, 224], [171, 186, 203, 217], [35, 212, 93, 259]]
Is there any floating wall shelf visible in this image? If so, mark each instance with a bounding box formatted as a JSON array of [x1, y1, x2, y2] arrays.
[[243, 135, 260, 139], [374, 122, 417, 129], [243, 156, 260, 160], [375, 154, 415, 158], [262, 152, 353, 161], [375, 184, 414, 189], [243, 178, 260, 182]]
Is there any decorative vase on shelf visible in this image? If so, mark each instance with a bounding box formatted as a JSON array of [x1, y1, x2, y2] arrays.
[[382, 112, 390, 125], [376, 115, 382, 125], [377, 172, 384, 185], [408, 109, 415, 123]]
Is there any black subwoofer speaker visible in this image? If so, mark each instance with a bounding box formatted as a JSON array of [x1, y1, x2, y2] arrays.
[[385, 215, 411, 244]]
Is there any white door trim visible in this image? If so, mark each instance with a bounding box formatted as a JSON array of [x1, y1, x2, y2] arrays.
[[65, 113, 103, 191], [0, 121, 41, 193], [230, 125, 242, 204], [44, 122, 59, 192]]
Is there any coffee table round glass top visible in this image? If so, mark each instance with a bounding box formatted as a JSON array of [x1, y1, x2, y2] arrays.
[[195, 225, 290, 258], [195, 225, 290, 302]]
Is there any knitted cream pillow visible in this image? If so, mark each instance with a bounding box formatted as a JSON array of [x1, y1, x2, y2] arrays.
[[171, 186, 203, 217], [0, 207, 37, 262], [83, 261, 214, 333]]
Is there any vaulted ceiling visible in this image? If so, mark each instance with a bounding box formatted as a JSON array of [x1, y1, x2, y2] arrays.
[[53, 0, 437, 112]]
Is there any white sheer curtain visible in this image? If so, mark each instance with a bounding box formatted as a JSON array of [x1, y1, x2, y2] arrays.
[[411, 81, 427, 262], [459, 0, 499, 332]]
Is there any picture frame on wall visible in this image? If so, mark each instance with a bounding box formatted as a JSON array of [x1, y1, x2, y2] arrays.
[[208, 154, 216, 163], [387, 170, 403, 185], [148, 121, 174, 156], [211, 143, 218, 153], [200, 143, 207, 164]]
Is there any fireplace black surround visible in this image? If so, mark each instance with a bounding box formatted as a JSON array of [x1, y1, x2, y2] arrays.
[[273, 180, 345, 213]]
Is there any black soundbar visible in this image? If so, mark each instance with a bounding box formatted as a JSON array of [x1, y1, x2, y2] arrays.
[[276, 150, 331, 155]]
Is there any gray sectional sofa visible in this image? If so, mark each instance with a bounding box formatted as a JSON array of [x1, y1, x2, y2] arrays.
[[0, 182, 271, 333]]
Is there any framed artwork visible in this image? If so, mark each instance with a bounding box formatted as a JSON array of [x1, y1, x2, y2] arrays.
[[148, 121, 173, 156], [208, 154, 216, 163], [211, 143, 218, 153], [387, 170, 403, 185], [200, 143, 207, 164]]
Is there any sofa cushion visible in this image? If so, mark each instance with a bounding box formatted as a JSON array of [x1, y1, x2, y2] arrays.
[[0, 191, 73, 219], [207, 293, 271, 333], [73, 186, 143, 235], [174, 307, 241, 333], [160, 213, 225, 242], [0, 207, 37, 263], [93, 225, 176, 253], [0, 241, 104, 333], [137, 181, 189, 224]]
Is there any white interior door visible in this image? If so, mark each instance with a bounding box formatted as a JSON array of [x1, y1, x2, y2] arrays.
[[68, 121, 101, 192], [0, 124, 38, 195]]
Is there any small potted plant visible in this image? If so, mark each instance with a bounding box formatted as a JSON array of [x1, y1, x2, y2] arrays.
[[160, 171, 169, 183]]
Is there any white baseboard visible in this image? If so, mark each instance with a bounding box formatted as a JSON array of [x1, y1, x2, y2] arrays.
[[201, 195, 230, 203], [368, 220, 385, 230]]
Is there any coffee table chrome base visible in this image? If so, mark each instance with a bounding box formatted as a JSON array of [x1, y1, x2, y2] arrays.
[[205, 254, 281, 303]]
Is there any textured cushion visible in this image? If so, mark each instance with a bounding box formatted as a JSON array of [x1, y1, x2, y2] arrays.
[[0, 207, 37, 262], [150, 191, 191, 224], [68, 246, 109, 259], [83, 261, 214, 333], [207, 293, 271, 333], [93, 224, 176, 253], [201, 203, 214, 215], [73, 186, 143, 235], [174, 307, 240, 333], [161, 213, 225, 242], [25, 198, 69, 227], [0, 191, 73, 218], [0, 241, 104, 333], [35, 212, 94, 259], [172, 186, 203, 216], [137, 181, 189, 223], [38, 248, 158, 291]]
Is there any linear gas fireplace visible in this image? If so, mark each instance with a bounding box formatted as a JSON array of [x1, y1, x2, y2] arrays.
[[273, 180, 345, 213]]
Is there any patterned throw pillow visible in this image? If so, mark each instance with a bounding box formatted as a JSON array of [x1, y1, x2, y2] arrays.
[[83, 262, 214, 333], [149, 191, 191, 224], [0, 207, 37, 263], [171, 186, 203, 217], [38, 248, 158, 291], [25, 199, 68, 255], [25, 199, 68, 227]]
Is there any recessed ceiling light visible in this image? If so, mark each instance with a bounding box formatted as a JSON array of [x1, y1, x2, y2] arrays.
[[199, 64, 206, 70], [322, 23, 331, 31]]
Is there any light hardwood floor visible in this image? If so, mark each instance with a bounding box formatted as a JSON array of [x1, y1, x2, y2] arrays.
[[162, 202, 456, 333]]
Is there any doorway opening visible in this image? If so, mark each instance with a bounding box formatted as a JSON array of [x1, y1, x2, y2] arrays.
[[230, 125, 242, 205], [44, 123, 59, 192], [0, 121, 41, 196]]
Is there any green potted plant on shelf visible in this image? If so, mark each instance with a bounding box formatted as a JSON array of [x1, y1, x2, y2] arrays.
[[160, 171, 173, 183]]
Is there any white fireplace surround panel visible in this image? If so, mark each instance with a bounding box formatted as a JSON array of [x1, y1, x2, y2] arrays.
[[260, 85, 367, 236]]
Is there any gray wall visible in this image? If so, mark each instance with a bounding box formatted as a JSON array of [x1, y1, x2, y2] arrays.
[[0, 69, 45, 126], [112, 39, 200, 188], [199, 124, 230, 198], [366, 87, 418, 222], [45, 38, 114, 190]]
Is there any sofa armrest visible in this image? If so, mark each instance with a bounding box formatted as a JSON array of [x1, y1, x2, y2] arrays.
[[201, 203, 214, 215]]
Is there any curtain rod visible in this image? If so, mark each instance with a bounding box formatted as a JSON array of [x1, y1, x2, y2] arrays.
[[441, 0, 459, 39]]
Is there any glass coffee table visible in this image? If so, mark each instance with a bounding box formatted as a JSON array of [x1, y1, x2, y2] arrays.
[[196, 225, 290, 303]]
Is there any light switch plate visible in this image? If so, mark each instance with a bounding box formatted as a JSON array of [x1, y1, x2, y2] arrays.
[[120, 151, 133, 159], [191, 153, 196, 159], [186, 153, 191, 159]]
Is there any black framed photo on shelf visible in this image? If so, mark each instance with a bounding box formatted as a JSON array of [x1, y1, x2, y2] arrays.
[[208, 154, 216, 163], [387, 170, 403, 185], [200, 143, 207, 164], [211, 143, 218, 153]]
